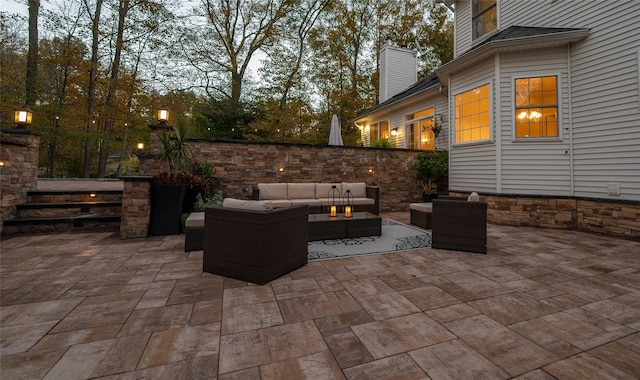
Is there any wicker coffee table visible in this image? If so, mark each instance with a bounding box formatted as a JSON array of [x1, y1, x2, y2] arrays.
[[308, 212, 381, 241]]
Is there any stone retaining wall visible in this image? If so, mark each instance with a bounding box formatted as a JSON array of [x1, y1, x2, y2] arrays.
[[0, 128, 41, 234], [450, 192, 640, 240], [141, 130, 430, 212], [119, 177, 152, 239]]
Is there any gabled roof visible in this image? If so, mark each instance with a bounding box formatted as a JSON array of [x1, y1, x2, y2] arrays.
[[437, 25, 589, 80], [355, 72, 441, 121]]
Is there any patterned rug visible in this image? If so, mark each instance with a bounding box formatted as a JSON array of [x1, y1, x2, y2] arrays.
[[308, 219, 431, 260]]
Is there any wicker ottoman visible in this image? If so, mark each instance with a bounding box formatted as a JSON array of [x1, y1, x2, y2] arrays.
[[184, 212, 204, 252], [410, 202, 432, 229]]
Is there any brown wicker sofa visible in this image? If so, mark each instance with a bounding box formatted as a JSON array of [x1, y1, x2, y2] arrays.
[[203, 204, 309, 285], [431, 196, 487, 254]]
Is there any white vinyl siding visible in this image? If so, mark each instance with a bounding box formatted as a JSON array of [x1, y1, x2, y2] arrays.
[[498, 48, 571, 196], [448, 59, 497, 192], [449, 0, 640, 201], [454, 0, 472, 58]]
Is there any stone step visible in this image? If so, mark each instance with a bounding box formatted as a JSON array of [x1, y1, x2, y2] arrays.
[[16, 201, 122, 218], [27, 190, 122, 203], [3, 213, 121, 234]]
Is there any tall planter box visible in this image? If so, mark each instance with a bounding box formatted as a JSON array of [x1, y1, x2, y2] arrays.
[[149, 183, 186, 235]]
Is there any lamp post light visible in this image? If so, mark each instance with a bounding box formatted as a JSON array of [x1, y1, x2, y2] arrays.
[[137, 142, 144, 150], [157, 107, 170, 124], [14, 107, 33, 128]]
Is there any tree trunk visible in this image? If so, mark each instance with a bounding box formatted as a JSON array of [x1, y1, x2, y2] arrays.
[[26, 0, 40, 106], [83, 0, 103, 178], [97, 0, 129, 177]]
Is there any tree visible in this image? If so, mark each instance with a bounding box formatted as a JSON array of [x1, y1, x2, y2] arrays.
[[180, 0, 296, 104], [82, 0, 103, 177], [0, 13, 27, 127], [26, 0, 40, 106]]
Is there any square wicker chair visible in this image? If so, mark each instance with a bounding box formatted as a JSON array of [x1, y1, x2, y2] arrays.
[[203, 204, 309, 285], [431, 197, 487, 254]]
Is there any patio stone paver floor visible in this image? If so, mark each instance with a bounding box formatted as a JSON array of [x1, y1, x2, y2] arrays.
[[1, 211, 639, 379]]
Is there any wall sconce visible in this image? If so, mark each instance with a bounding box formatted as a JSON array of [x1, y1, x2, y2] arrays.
[[278, 167, 285, 172], [368, 168, 374, 175], [0, 161, 6, 167], [157, 107, 169, 123], [390, 127, 398, 136], [88, 193, 97, 198], [14, 107, 33, 127], [436, 114, 443, 123]]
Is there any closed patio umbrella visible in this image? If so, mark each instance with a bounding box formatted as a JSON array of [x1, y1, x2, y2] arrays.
[[328, 114, 344, 146]]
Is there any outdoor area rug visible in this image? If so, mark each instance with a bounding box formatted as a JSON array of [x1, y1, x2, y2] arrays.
[[308, 218, 431, 260]]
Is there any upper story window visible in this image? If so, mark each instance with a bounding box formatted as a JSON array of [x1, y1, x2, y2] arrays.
[[472, 0, 497, 40], [406, 108, 435, 150], [515, 76, 558, 138], [454, 84, 491, 143]]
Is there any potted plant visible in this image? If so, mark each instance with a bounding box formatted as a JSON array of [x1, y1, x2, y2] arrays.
[[415, 150, 448, 202], [149, 127, 194, 235]]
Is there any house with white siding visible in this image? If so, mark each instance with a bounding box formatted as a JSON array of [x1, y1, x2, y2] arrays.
[[355, 0, 640, 238]]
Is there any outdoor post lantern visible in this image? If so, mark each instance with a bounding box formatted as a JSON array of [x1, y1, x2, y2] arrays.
[[157, 108, 169, 123], [137, 142, 144, 150], [14, 107, 33, 127], [343, 189, 353, 216], [328, 185, 340, 216]]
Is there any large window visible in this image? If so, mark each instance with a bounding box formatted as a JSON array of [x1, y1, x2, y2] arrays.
[[454, 84, 491, 143], [406, 108, 435, 150], [515, 76, 558, 138], [369, 120, 389, 143], [472, 0, 497, 40]]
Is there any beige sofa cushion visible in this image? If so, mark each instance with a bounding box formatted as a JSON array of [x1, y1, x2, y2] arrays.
[[315, 183, 342, 199], [287, 183, 316, 199], [223, 198, 273, 211], [185, 212, 205, 228], [257, 183, 288, 200], [341, 182, 367, 198]]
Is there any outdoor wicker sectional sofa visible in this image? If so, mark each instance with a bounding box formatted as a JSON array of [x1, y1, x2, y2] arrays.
[[252, 182, 380, 215], [431, 196, 487, 254], [203, 204, 309, 284]]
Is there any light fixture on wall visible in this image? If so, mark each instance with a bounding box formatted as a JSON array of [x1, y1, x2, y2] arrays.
[[14, 107, 33, 128], [436, 114, 443, 123], [278, 166, 285, 172], [390, 127, 398, 136], [137, 143, 144, 150]]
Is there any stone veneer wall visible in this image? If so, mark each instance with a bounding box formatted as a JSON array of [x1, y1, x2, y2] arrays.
[[450, 192, 640, 240], [141, 130, 428, 212], [120, 176, 152, 239], [0, 128, 41, 234]]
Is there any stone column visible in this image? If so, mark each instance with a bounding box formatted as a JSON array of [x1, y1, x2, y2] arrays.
[[120, 176, 153, 239], [1, 128, 41, 234]]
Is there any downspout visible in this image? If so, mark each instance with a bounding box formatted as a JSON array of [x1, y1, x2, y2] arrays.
[[495, 53, 502, 193], [567, 43, 575, 196]]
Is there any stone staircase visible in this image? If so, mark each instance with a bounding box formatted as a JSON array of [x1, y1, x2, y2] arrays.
[[3, 189, 122, 234]]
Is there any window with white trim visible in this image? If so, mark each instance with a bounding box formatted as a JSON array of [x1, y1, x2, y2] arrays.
[[454, 84, 491, 143], [515, 75, 558, 138], [406, 108, 435, 150], [472, 0, 497, 40], [369, 120, 389, 143]]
